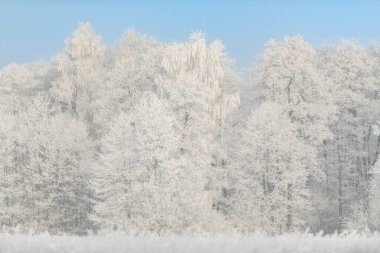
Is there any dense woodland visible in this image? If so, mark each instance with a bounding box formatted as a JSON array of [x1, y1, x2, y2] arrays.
[[1, 22, 380, 235]]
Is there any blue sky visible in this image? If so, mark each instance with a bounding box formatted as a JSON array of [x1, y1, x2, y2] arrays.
[[1, 1, 380, 68]]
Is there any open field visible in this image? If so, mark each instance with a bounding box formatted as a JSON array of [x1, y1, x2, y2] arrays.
[[1, 233, 380, 253]]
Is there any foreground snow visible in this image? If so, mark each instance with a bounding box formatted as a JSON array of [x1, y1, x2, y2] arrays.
[[1, 232, 380, 253]]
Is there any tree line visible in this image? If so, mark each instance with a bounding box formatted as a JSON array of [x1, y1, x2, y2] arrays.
[[0, 23, 380, 235]]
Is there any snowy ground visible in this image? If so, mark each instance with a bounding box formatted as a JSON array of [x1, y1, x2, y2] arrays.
[[1, 232, 380, 253]]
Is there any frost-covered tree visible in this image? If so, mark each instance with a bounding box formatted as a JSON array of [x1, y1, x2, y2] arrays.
[[318, 41, 378, 232], [368, 159, 380, 231], [94, 93, 178, 230], [254, 36, 334, 144], [50, 22, 105, 119], [0, 106, 23, 231], [92, 30, 163, 137], [230, 102, 314, 234], [32, 114, 94, 234], [94, 93, 224, 232], [0, 62, 54, 232], [0, 94, 94, 234], [159, 33, 239, 214], [231, 36, 334, 233]]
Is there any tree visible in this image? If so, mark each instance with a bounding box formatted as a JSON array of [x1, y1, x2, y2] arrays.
[[94, 92, 225, 232], [230, 102, 314, 234], [236, 36, 334, 232], [0, 94, 94, 234], [368, 159, 380, 231], [160, 33, 239, 215], [50, 22, 105, 119], [255, 36, 334, 144], [92, 30, 163, 137], [318, 41, 378, 232], [33, 114, 94, 234]]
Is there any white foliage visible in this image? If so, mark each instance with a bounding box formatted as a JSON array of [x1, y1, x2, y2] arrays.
[[257, 36, 334, 144], [2, 22, 380, 236], [51, 22, 105, 115], [230, 102, 314, 234]]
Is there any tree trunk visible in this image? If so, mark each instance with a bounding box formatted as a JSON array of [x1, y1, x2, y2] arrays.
[[337, 132, 343, 233], [286, 183, 293, 232]]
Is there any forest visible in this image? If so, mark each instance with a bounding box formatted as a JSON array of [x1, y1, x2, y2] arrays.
[[1, 22, 380, 235]]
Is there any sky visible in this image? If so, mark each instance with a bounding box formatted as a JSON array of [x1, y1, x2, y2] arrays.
[[1, 0, 380, 69]]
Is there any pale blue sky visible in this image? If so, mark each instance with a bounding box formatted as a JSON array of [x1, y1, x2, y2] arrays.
[[1, 1, 380, 68]]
